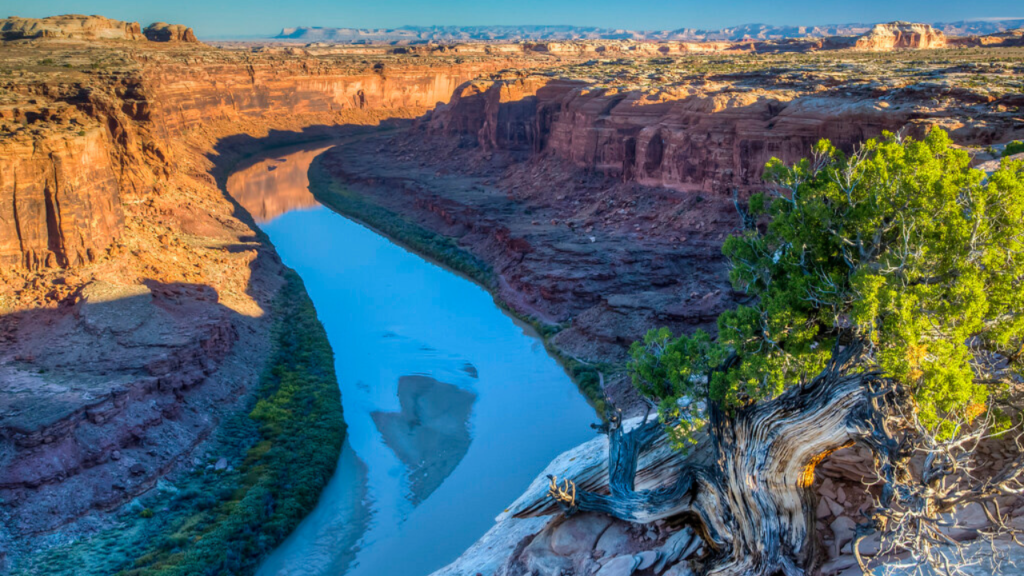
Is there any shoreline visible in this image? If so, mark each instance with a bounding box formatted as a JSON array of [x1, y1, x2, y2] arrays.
[[306, 149, 610, 417]]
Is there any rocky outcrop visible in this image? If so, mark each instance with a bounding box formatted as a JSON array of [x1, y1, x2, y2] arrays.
[[428, 70, 1020, 195], [854, 21, 946, 50], [143, 22, 199, 43], [0, 281, 238, 535], [0, 107, 124, 270], [949, 28, 1024, 48], [0, 15, 143, 41]]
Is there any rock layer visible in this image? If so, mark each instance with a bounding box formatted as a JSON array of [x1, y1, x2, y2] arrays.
[[428, 72, 1018, 195], [854, 22, 947, 50], [0, 15, 143, 41], [143, 22, 199, 43], [0, 126, 124, 269]]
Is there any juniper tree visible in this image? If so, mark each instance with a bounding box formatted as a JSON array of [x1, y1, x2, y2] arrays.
[[548, 128, 1024, 576]]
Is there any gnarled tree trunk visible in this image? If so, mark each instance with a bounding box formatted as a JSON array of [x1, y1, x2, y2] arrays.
[[544, 346, 887, 576]]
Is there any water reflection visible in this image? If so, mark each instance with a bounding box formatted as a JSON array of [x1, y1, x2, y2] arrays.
[[372, 376, 475, 505], [225, 146, 330, 223], [228, 144, 596, 576]]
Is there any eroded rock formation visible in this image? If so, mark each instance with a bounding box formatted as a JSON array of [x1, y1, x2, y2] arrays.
[[0, 124, 123, 269], [143, 22, 199, 43], [0, 15, 143, 41], [428, 72, 1017, 194], [854, 21, 947, 50]]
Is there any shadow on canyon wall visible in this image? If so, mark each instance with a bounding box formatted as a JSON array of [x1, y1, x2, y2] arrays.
[[206, 120, 415, 225], [0, 275, 253, 538]]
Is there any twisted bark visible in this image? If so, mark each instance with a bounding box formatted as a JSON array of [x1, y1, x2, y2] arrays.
[[547, 345, 886, 576]]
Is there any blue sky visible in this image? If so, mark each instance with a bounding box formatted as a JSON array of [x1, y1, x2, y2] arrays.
[[2, 0, 1021, 38]]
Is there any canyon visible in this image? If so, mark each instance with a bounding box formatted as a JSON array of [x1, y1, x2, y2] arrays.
[[313, 50, 1024, 408], [0, 14, 1022, 576], [0, 27, 559, 572]]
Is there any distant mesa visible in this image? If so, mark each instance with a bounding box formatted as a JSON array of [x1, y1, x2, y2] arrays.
[[0, 14, 142, 41], [144, 22, 200, 43], [0, 14, 198, 43], [854, 22, 946, 51]]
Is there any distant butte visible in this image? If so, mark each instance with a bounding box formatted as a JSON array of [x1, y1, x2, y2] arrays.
[[0, 14, 198, 43]]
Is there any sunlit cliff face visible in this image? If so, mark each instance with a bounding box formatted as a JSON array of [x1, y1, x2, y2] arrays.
[[226, 146, 332, 223]]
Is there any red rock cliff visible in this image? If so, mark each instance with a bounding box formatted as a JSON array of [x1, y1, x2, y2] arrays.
[[0, 47, 549, 271], [429, 73, 1016, 194], [0, 123, 123, 269]]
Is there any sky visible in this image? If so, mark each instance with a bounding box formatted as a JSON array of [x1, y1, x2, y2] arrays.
[[1, 0, 1022, 39]]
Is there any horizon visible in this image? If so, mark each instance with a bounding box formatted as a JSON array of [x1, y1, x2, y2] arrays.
[[3, 0, 1024, 38]]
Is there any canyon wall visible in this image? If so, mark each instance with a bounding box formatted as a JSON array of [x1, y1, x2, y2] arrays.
[[0, 48, 543, 272], [0, 38, 558, 557], [141, 55, 522, 136], [0, 125, 123, 269], [428, 74, 1019, 194]]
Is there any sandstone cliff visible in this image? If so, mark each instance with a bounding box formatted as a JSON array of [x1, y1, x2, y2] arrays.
[[0, 45, 547, 272], [854, 21, 947, 50], [428, 73, 1017, 195], [143, 22, 200, 43], [0, 123, 123, 269], [0, 15, 143, 41]]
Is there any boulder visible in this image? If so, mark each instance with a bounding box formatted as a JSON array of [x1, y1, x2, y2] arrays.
[[595, 522, 633, 558], [549, 513, 613, 556], [635, 550, 659, 571], [830, 516, 857, 557]]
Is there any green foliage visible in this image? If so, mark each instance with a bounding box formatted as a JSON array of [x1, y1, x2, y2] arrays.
[[16, 272, 346, 576], [1006, 141, 1024, 157], [116, 271, 345, 576], [631, 128, 1024, 447]]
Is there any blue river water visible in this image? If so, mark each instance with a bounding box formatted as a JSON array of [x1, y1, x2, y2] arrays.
[[226, 143, 596, 576]]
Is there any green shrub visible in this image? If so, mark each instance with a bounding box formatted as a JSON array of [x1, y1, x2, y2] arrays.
[[1005, 140, 1024, 157], [118, 271, 346, 576], [15, 272, 345, 576]]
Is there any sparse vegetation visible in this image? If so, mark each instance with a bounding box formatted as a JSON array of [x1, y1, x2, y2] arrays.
[[14, 272, 345, 576]]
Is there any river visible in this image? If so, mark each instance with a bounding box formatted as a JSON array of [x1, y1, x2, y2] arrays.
[[225, 142, 597, 576]]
